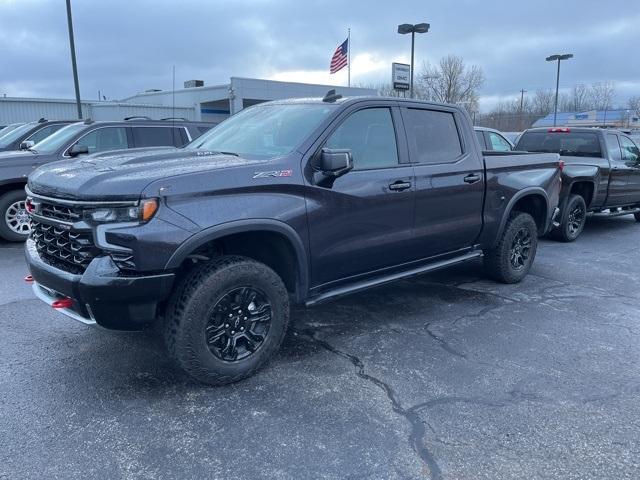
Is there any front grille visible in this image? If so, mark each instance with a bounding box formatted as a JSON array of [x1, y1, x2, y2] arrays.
[[31, 208, 100, 274], [32, 220, 99, 272]]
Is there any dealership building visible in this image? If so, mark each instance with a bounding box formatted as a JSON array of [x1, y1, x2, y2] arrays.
[[0, 77, 376, 125]]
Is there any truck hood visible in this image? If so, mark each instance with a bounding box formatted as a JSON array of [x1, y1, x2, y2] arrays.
[[28, 149, 265, 201]]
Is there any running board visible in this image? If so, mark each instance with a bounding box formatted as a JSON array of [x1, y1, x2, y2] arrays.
[[592, 207, 640, 218], [305, 251, 483, 306]]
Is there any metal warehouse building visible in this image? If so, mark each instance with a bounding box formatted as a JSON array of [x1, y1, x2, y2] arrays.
[[0, 77, 376, 125]]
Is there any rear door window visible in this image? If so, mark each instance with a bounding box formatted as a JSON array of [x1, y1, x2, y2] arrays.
[[132, 127, 185, 147], [516, 131, 602, 158], [74, 127, 128, 154], [403, 108, 463, 164], [605, 134, 623, 162]]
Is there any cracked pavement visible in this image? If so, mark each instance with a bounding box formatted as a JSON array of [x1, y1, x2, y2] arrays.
[[2, 215, 640, 479]]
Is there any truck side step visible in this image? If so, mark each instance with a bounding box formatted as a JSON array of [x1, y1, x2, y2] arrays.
[[306, 250, 483, 306], [592, 207, 640, 218]]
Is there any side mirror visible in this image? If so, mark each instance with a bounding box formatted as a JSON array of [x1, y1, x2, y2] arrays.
[[20, 140, 35, 150], [68, 144, 89, 157], [320, 148, 353, 177]]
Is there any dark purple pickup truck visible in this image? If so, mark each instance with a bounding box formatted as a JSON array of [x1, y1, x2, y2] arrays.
[[25, 94, 562, 384]]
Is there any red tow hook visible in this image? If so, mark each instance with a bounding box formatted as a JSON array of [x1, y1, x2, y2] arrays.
[[51, 297, 74, 309], [24, 275, 34, 283]]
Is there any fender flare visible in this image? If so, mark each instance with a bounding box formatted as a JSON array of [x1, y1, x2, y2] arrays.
[[560, 170, 598, 209], [494, 187, 550, 245], [165, 219, 309, 300]]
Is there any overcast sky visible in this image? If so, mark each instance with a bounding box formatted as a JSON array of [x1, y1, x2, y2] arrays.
[[0, 0, 638, 111]]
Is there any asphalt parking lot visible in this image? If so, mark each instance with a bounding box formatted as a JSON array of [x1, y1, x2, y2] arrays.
[[1, 216, 640, 480]]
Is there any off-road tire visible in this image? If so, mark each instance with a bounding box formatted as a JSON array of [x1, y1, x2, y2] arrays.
[[0, 190, 30, 242], [550, 194, 587, 242], [484, 211, 538, 284], [163, 255, 290, 385]]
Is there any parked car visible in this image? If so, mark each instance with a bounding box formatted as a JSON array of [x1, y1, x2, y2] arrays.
[[0, 119, 76, 152], [0, 122, 25, 139], [474, 126, 514, 151], [25, 94, 561, 384], [0, 118, 214, 241], [516, 127, 640, 241]]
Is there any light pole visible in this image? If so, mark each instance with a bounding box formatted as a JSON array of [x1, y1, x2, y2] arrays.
[[398, 23, 430, 98], [66, 0, 82, 119], [546, 53, 573, 127]]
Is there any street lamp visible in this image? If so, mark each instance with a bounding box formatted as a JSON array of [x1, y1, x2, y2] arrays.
[[398, 22, 430, 98], [546, 53, 573, 127]]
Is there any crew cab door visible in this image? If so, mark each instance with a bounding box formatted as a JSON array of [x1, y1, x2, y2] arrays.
[[305, 105, 416, 288], [604, 133, 633, 206], [619, 135, 640, 204], [401, 106, 484, 256]]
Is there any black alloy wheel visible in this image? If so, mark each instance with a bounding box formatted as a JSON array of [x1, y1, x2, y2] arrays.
[[509, 227, 532, 271], [205, 286, 272, 362]]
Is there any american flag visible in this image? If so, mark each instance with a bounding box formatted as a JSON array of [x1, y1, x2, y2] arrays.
[[330, 38, 349, 74]]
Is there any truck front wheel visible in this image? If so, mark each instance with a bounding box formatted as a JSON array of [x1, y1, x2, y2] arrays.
[[164, 255, 290, 385], [0, 190, 30, 242], [484, 211, 538, 284]]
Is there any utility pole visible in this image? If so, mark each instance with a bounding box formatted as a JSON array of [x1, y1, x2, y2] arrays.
[[66, 0, 82, 119], [519, 89, 527, 111]]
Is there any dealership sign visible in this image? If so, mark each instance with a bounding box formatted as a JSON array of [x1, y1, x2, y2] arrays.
[[392, 63, 410, 91]]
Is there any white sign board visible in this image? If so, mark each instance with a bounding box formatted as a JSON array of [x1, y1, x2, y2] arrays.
[[392, 63, 410, 91]]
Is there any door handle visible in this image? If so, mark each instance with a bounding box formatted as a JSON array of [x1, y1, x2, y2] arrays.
[[388, 180, 411, 191], [463, 173, 481, 184]]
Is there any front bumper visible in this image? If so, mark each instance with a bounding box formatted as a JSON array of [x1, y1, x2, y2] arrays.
[[25, 239, 175, 330]]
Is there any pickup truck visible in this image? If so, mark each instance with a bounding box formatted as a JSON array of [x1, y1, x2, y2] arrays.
[[516, 127, 640, 241], [0, 118, 214, 242], [25, 94, 562, 385]]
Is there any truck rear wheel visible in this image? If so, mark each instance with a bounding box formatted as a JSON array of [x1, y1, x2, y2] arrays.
[[164, 255, 290, 385], [551, 194, 586, 242], [484, 211, 538, 284], [0, 190, 31, 242]]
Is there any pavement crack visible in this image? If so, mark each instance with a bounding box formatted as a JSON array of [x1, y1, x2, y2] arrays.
[[424, 323, 467, 359], [294, 328, 442, 480]]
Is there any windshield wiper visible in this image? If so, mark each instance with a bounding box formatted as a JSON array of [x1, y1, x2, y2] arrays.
[[218, 151, 239, 157]]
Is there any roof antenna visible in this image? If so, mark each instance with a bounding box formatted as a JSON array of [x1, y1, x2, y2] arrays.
[[323, 89, 342, 103]]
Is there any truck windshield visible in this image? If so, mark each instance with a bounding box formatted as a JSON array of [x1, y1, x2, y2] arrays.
[[190, 103, 337, 158], [30, 122, 86, 154], [0, 123, 36, 148], [516, 131, 602, 158]]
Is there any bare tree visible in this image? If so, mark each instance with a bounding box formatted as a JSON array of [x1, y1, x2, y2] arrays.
[[629, 96, 640, 117], [589, 81, 615, 110], [417, 55, 484, 113], [532, 89, 555, 116], [571, 84, 591, 111]]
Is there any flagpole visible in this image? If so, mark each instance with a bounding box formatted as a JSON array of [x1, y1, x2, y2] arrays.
[[347, 28, 351, 87]]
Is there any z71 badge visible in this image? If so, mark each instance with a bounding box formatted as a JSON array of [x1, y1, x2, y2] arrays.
[[253, 169, 293, 179]]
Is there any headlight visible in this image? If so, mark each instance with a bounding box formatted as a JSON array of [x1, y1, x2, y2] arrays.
[[88, 199, 158, 224]]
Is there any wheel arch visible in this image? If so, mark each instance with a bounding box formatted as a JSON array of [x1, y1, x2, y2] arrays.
[[495, 188, 549, 243], [165, 219, 309, 303]]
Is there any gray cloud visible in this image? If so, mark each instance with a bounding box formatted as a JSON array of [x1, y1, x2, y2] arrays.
[[0, 0, 638, 110]]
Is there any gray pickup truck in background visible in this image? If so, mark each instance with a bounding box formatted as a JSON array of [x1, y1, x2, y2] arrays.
[[516, 127, 640, 241], [25, 94, 562, 384]]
